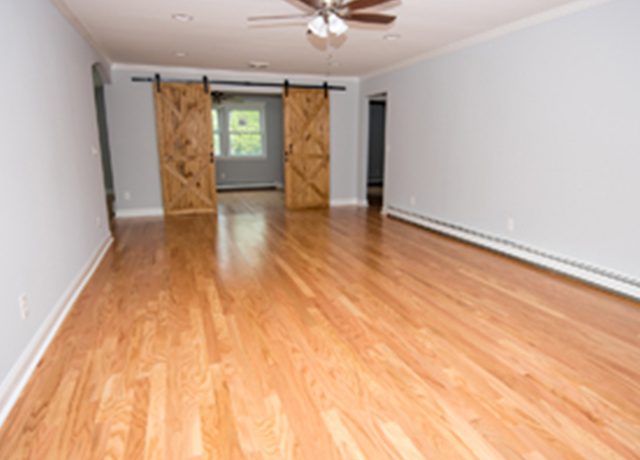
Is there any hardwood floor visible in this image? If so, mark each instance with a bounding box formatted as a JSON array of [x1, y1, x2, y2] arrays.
[[217, 189, 284, 215], [1, 191, 639, 459]]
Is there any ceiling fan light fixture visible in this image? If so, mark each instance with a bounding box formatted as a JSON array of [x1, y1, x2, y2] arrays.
[[308, 15, 328, 38], [328, 13, 348, 36], [250, 0, 396, 36]]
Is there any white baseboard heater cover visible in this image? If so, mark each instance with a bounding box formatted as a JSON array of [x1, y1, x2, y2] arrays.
[[386, 206, 640, 301]]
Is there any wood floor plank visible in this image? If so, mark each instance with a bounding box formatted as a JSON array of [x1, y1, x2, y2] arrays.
[[0, 190, 638, 459]]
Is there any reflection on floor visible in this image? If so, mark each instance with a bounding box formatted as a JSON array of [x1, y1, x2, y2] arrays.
[[217, 189, 284, 215], [1, 190, 639, 458]]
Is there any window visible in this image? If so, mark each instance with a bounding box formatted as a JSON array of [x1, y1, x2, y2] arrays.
[[212, 103, 267, 159], [212, 109, 222, 157]]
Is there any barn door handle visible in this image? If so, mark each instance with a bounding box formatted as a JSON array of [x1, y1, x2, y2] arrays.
[[210, 152, 215, 163]]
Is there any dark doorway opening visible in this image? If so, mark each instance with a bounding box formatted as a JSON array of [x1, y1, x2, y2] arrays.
[[92, 65, 115, 224], [367, 98, 386, 208]]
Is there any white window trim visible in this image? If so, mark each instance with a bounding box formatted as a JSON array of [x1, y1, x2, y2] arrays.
[[213, 102, 268, 161]]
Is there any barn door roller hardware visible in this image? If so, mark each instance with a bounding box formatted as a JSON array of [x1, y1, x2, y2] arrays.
[[132, 74, 347, 93]]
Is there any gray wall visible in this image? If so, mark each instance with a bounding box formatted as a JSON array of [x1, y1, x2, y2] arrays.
[[215, 94, 284, 188], [0, 0, 109, 407], [367, 102, 386, 185], [360, 0, 640, 280], [106, 67, 361, 213]]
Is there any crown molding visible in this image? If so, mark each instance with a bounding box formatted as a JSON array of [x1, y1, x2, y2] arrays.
[[362, 0, 613, 81], [50, 0, 113, 81]]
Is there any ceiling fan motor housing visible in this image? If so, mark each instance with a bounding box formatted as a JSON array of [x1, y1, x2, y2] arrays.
[[248, 0, 397, 34]]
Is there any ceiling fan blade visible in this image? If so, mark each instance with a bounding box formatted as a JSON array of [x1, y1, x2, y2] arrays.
[[342, 0, 394, 11], [248, 13, 313, 21], [292, 0, 321, 9], [343, 12, 396, 24]]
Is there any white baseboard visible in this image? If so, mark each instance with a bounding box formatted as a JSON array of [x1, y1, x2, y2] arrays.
[[331, 198, 368, 207], [387, 206, 640, 301], [115, 207, 164, 218], [0, 235, 114, 427]]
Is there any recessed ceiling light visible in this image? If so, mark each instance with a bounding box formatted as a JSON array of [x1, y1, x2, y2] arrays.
[[248, 61, 270, 69], [172, 13, 194, 23], [174, 51, 188, 58], [383, 33, 401, 41]]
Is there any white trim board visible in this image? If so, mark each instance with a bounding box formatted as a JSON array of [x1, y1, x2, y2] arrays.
[[115, 207, 164, 219], [0, 235, 114, 428], [387, 206, 640, 301], [115, 198, 364, 214]]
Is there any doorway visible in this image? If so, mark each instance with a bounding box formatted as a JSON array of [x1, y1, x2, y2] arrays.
[[92, 65, 116, 223], [212, 92, 284, 191], [152, 81, 331, 215], [367, 95, 387, 208], [212, 87, 331, 214], [212, 91, 285, 214]]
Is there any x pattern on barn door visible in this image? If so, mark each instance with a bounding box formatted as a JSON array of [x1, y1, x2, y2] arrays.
[[154, 83, 217, 215], [284, 88, 330, 210]]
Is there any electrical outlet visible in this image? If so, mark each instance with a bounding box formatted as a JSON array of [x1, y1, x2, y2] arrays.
[[19, 294, 29, 319], [96, 216, 102, 228], [507, 217, 516, 233], [409, 195, 417, 207], [91, 146, 99, 157], [124, 191, 131, 201]]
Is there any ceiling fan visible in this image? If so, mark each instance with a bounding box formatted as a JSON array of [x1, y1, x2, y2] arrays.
[[248, 0, 397, 38]]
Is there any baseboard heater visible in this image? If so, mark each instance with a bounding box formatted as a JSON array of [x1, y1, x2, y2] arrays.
[[217, 182, 282, 192], [386, 206, 640, 301]]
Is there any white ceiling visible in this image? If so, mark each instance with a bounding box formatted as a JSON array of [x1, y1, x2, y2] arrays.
[[58, 0, 585, 76]]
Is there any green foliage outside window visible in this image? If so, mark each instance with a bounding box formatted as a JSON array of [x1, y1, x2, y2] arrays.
[[212, 107, 265, 158]]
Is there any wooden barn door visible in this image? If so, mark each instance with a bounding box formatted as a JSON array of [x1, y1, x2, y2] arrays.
[[283, 88, 330, 210], [154, 82, 217, 215]]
